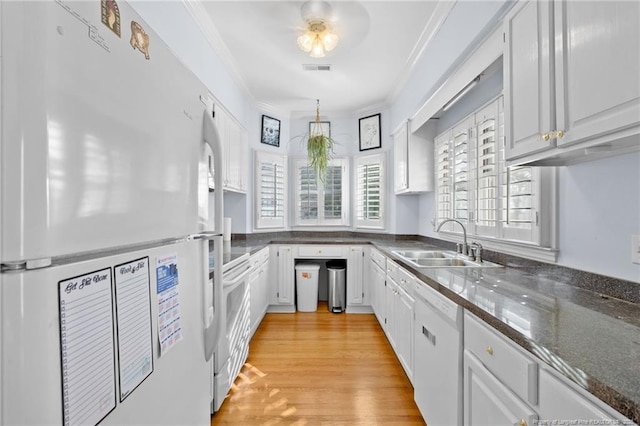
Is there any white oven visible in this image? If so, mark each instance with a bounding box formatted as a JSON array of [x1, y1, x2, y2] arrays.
[[211, 253, 252, 413]]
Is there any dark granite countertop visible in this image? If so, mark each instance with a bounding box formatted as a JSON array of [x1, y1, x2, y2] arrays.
[[221, 236, 639, 422]]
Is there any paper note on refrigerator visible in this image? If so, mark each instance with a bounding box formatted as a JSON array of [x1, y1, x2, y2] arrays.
[[58, 268, 116, 426], [114, 257, 153, 401], [155, 253, 183, 356]]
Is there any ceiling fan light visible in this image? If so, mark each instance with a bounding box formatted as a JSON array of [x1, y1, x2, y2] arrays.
[[322, 32, 339, 52], [310, 35, 325, 58], [297, 33, 314, 52]]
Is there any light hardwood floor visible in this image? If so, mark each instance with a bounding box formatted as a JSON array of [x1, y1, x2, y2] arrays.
[[211, 302, 426, 425]]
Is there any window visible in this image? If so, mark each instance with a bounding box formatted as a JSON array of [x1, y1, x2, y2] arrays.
[[255, 151, 286, 229], [435, 96, 554, 255], [355, 153, 385, 229], [293, 158, 348, 226]]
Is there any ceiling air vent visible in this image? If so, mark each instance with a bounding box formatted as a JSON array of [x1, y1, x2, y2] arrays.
[[303, 64, 331, 71]]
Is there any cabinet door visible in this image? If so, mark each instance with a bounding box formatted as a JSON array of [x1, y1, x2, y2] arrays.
[[393, 121, 409, 193], [277, 246, 294, 304], [346, 246, 364, 305], [504, 0, 556, 160], [213, 106, 229, 186], [464, 350, 538, 426], [395, 283, 414, 381], [385, 278, 397, 347], [371, 262, 386, 327], [248, 268, 260, 336], [554, 1, 640, 148], [539, 369, 622, 422]]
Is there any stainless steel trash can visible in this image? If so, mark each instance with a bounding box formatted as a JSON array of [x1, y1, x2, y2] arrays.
[[327, 260, 346, 313]]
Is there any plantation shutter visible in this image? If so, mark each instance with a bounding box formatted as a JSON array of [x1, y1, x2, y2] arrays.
[[298, 165, 318, 221], [452, 122, 470, 224], [355, 153, 385, 229], [323, 164, 343, 220], [255, 151, 286, 229], [435, 96, 543, 246], [474, 100, 500, 238], [435, 132, 452, 226], [294, 159, 348, 226]]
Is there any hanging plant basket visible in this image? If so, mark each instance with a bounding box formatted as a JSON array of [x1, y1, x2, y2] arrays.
[[307, 99, 335, 182]]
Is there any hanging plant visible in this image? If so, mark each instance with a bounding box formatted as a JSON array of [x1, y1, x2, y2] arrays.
[[306, 99, 335, 182]]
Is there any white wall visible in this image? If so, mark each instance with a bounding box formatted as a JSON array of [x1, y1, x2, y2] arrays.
[[557, 153, 640, 283]]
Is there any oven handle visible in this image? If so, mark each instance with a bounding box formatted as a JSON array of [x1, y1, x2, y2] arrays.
[[223, 263, 253, 289]]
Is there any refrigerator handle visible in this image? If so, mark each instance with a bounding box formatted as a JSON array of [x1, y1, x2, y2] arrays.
[[191, 231, 223, 240], [202, 109, 225, 362], [202, 109, 224, 236]]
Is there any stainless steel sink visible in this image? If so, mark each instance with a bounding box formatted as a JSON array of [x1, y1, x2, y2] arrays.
[[392, 250, 449, 259], [413, 258, 470, 267], [391, 249, 501, 269]]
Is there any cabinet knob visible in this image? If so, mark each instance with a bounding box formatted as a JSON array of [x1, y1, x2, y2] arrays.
[[542, 133, 550, 141], [517, 420, 527, 426], [555, 129, 565, 139], [486, 346, 494, 356]]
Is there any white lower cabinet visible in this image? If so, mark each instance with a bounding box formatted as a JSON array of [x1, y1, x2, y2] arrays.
[[369, 250, 386, 327], [464, 311, 539, 426], [346, 246, 365, 306], [463, 311, 633, 425], [380, 259, 414, 381], [248, 247, 269, 339], [267, 244, 368, 313], [267, 245, 294, 312], [538, 367, 628, 423], [394, 269, 414, 382], [464, 349, 539, 426]]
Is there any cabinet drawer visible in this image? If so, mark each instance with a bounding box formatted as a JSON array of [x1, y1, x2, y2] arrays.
[[258, 247, 269, 264], [297, 245, 344, 258], [396, 267, 414, 294], [385, 259, 399, 282], [370, 249, 386, 270], [464, 312, 538, 405], [250, 248, 269, 268]]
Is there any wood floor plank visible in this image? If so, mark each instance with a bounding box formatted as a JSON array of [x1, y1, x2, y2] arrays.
[[211, 303, 426, 425]]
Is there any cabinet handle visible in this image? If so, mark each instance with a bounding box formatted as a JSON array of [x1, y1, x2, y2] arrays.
[[486, 346, 494, 355]]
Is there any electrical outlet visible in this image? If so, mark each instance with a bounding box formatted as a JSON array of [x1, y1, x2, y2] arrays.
[[632, 235, 640, 265]]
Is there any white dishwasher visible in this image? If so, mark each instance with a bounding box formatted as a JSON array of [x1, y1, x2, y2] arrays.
[[413, 281, 463, 426]]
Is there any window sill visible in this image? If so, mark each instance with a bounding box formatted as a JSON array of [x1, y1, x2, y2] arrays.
[[437, 231, 558, 263]]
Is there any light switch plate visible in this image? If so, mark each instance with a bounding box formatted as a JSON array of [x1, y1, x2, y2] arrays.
[[632, 235, 640, 264]]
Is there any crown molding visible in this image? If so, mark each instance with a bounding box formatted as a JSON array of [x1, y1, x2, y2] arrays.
[[181, 0, 256, 106], [387, 0, 456, 104]]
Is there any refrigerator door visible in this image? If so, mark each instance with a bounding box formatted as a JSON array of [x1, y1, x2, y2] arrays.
[[0, 1, 210, 263], [1, 240, 210, 425]]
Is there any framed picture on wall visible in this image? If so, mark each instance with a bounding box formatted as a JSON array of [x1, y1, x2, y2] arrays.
[[359, 113, 381, 151], [309, 121, 331, 137], [261, 115, 281, 147]]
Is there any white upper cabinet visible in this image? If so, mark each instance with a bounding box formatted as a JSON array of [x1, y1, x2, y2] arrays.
[[553, 1, 640, 148], [393, 120, 435, 194], [213, 105, 248, 193], [393, 121, 409, 193], [504, 0, 555, 160], [504, 0, 640, 165]]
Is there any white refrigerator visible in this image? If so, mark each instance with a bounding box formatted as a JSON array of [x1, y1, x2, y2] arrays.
[[0, 1, 225, 425]]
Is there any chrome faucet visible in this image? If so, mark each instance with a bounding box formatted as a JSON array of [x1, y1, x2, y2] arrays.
[[469, 241, 484, 263], [436, 219, 468, 257]]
